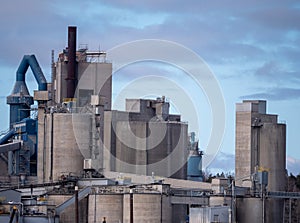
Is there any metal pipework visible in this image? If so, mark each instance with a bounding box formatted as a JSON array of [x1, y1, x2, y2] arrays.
[[7, 54, 47, 128], [16, 55, 47, 90], [0, 129, 15, 145], [66, 26, 77, 99]]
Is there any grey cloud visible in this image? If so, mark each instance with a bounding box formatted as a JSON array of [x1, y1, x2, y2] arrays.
[[0, 1, 67, 67], [241, 87, 300, 101], [1, 0, 297, 74], [246, 6, 300, 30], [0, 0, 298, 86], [255, 61, 280, 78], [277, 46, 300, 64], [253, 61, 300, 83]]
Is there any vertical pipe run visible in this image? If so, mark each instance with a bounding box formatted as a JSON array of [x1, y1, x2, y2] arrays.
[[160, 193, 163, 223], [86, 195, 89, 223], [43, 114, 47, 183], [51, 50, 56, 104], [66, 26, 77, 99], [50, 110, 54, 182], [75, 186, 79, 223], [232, 181, 235, 223], [167, 123, 171, 176], [130, 189, 133, 223], [262, 192, 265, 223], [94, 193, 97, 223]]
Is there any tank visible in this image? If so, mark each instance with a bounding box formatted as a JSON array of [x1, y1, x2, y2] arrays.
[[53, 113, 92, 179], [37, 113, 92, 182], [187, 151, 203, 181]]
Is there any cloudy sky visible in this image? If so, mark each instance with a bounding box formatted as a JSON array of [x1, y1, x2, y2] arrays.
[[0, 0, 299, 173]]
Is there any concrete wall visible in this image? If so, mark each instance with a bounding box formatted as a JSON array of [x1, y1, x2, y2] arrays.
[[259, 123, 286, 191], [33, 183, 209, 223], [253, 123, 286, 223], [115, 121, 148, 175], [77, 62, 112, 110], [104, 109, 188, 179], [265, 198, 285, 223], [55, 60, 112, 108], [37, 109, 46, 183], [236, 197, 263, 223], [209, 196, 231, 206], [162, 196, 173, 223], [49, 195, 88, 223], [38, 113, 92, 183], [235, 100, 287, 223], [123, 193, 172, 223], [86, 193, 172, 223], [235, 100, 286, 190], [146, 122, 188, 179], [235, 111, 252, 186], [88, 194, 123, 223], [55, 61, 68, 103]]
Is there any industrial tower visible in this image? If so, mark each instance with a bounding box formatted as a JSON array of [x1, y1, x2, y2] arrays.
[[235, 100, 287, 222]]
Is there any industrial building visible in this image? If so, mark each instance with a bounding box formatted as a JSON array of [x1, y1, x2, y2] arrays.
[[0, 26, 299, 222], [235, 100, 286, 191], [234, 100, 299, 223], [0, 26, 206, 223], [36, 26, 112, 183], [104, 98, 188, 179]]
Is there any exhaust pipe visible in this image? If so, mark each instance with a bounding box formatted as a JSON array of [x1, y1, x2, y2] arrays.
[[65, 26, 77, 99]]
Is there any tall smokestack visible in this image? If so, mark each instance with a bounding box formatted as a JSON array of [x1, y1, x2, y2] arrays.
[[66, 26, 77, 99]]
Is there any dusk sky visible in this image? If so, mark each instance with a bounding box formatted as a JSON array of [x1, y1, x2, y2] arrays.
[[0, 1, 299, 174]]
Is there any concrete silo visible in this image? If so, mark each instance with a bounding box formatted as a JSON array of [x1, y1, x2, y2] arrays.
[[104, 98, 188, 179], [235, 100, 287, 222]]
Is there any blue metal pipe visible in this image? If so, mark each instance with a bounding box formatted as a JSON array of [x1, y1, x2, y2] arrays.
[[0, 129, 15, 145], [7, 55, 47, 127], [16, 55, 47, 90]]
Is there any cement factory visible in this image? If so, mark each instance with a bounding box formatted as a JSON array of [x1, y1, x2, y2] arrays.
[[0, 26, 299, 222]]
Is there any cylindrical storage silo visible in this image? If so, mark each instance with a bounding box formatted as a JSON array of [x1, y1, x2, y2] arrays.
[[37, 112, 93, 183], [48, 113, 92, 181], [187, 151, 203, 181], [259, 123, 286, 222]]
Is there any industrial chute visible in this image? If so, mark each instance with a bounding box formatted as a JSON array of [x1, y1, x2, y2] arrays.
[[2, 54, 48, 176]]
